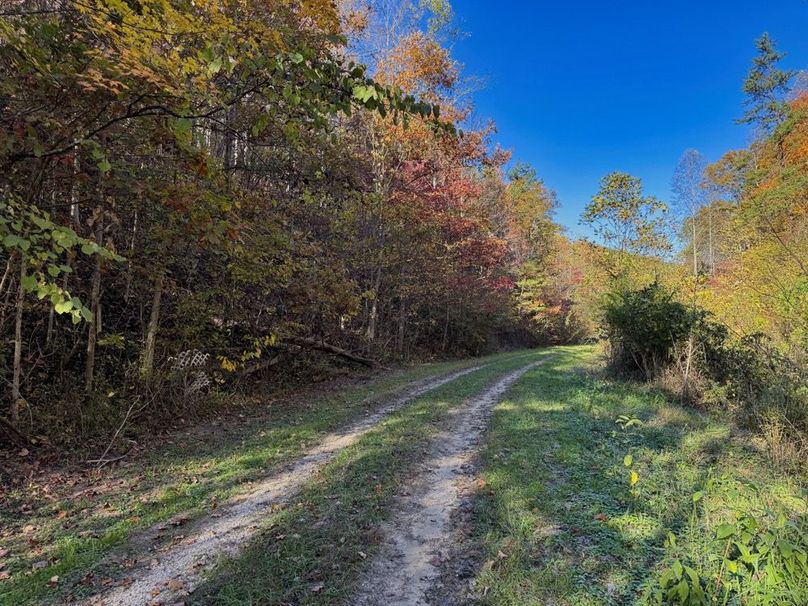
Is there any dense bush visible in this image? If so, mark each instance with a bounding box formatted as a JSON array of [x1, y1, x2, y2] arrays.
[[601, 281, 697, 380], [700, 332, 808, 466], [602, 282, 807, 469]]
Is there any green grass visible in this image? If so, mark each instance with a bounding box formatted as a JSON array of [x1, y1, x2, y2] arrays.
[[192, 349, 551, 605], [0, 351, 527, 606], [468, 345, 807, 605]]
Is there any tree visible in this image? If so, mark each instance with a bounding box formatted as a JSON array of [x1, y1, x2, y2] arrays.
[[581, 172, 670, 279], [738, 33, 795, 134], [671, 149, 708, 276]]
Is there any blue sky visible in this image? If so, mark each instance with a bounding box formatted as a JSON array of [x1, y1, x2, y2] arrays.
[[451, 1, 808, 237]]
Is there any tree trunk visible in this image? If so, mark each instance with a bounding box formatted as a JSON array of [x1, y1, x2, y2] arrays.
[[140, 273, 164, 378], [84, 215, 103, 393], [397, 299, 406, 356], [365, 268, 381, 342], [691, 218, 698, 277], [124, 208, 138, 302], [442, 303, 450, 353], [11, 254, 25, 426], [285, 336, 380, 368], [708, 206, 714, 274]]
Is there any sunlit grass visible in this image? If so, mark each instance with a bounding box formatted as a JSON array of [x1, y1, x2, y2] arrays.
[[470, 346, 806, 605]]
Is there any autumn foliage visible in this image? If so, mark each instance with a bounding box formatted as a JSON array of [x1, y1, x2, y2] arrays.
[[0, 1, 575, 444]]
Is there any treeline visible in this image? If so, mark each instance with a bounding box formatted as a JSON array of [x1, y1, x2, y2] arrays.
[[582, 34, 808, 469], [0, 1, 581, 445]]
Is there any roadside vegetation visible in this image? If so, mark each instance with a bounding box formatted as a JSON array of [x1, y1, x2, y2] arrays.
[[0, 352, 509, 605], [469, 347, 807, 605]]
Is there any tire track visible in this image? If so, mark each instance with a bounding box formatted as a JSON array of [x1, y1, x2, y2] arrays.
[[352, 358, 550, 606], [81, 365, 485, 605]]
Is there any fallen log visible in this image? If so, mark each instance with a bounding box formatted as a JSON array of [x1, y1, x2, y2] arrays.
[[0, 415, 30, 449], [284, 337, 381, 368], [240, 354, 282, 376]]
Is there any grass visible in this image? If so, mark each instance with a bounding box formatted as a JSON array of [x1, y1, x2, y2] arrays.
[[7, 345, 802, 605], [0, 351, 526, 606], [467, 345, 807, 605], [192, 349, 551, 605]]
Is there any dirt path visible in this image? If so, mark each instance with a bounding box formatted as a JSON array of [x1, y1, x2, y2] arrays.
[[351, 358, 548, 606], [81, 365, 483, 606]]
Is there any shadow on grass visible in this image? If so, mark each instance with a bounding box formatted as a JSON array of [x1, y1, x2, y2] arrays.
[[1, 353, 533, 606], [469, 349, 805, 606]]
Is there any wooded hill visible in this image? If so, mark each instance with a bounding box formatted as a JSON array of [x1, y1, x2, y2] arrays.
[[1, 2, 806, 466]]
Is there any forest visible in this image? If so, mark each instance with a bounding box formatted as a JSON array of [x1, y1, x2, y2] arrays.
[[0, 1, 806, 605]]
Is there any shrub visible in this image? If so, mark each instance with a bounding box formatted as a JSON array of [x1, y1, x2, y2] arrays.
[[601, 283, 807, 470], [601, 281, 697, 380]]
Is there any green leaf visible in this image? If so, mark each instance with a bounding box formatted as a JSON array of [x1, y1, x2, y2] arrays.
[[777, 539, 793, 559], [676, 579, 689, 601], [716, 524, 736, 540], [726, 559, 738, 574], [21, 275, 37, 291], [54, 300, 73, 314], [208, 56, 223, 74], [692, 491, 704, 503], [47, 265, 60, 277], [623, 454, 633, 467], [175, 118, 193, 132], [3, 234, 20, 248]]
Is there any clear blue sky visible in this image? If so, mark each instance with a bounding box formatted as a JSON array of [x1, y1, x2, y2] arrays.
[[452, 1, 808, 238]]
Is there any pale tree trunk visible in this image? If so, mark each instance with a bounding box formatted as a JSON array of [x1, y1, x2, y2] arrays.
[[365, 121, 388, 346], [84, 215, 103, 393], [708, 207, 714, 274], [365, 267, 381, 342], [691, 219, 698, 277], [0, 257, 12, 300], [124, 207, 138, 302], [11, 254, 25, 426], [681, 334, 694, 400], [140, 272, 164, 378]]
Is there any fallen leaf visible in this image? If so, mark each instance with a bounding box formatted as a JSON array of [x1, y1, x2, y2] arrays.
[[48, 575, 59, 586], [0, 571, 10, 581], [310, 582, 324, 593], [357, 551, 367, 559], [594, 513, 609, 522], [167, 579, 183, 591]]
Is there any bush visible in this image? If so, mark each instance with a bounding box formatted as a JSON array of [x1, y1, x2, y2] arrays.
[[601, 281, 697, 380], [601, 282, 807, 471], [699, 332, 808, 467]]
